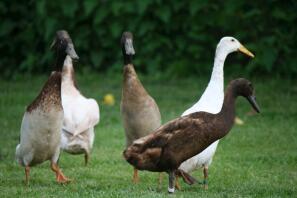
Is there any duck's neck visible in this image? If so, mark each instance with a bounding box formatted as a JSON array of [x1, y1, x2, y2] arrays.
[[54, 51, 67, 72], [210, 48, 228, 83], [122, 48, 133, 65], [27, 72, 62, 112], [123, 64, 147, 96], [216, 87, 237, 137], [123, 64, 139, 84], [62, 58, 77, 88]]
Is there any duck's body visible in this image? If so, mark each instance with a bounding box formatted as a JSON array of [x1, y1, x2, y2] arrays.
[[124, 78, 260, 193], [121, 64, 161, 146], [15, 30, 79, 184], [178, 37, 254, 188], [120, 32, 161, 182], [60, 56, 99, 164], [16, 72, 63, 167]]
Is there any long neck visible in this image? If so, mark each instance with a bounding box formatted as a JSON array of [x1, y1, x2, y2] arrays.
[[210, 47, 228, 83], [54, 51, 67, 71], [122, 48, 133, 65], [122, 64, 147, 96], [123, 64, 139, 85], [217, 87, 237, 136], [62, 59, 77, 88]]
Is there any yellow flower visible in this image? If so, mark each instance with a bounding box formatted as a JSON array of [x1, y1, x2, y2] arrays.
[[103, 94, 115, 106]]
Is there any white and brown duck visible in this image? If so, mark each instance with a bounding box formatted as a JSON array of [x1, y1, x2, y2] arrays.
[[178, 37, 254, 190], [60, 51, 100, 166], [123, 78, 260, 193], [15, 30, 79, 184], [120, 32, 161, 183]]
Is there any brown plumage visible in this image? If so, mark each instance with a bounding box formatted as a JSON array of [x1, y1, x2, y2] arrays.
[[123, 78, 260, 193], [27, 72, 62, 113], [15, 30, 79, 185], [120, 32, 161, 182]]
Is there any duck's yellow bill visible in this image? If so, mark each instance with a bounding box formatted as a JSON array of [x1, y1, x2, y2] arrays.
[[238, 45, 255, 58]]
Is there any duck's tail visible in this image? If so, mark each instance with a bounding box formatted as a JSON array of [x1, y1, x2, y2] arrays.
[[123, 143, 162, 172], [175, 169, 197, 185]]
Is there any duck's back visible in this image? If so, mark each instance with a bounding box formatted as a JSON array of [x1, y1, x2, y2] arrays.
[[16, 72, 63, 166]]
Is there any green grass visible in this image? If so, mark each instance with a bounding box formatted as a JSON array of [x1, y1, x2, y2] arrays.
[[0, 73, 296, 197]]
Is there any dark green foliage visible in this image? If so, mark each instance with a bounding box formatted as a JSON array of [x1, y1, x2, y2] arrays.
[[0, 0, 296, 77]]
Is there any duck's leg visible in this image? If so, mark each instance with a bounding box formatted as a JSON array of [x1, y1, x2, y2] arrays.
[[51, 162, 71, 184], [168, 171, 176, 193], [133, 168, 139, 183], [25, 166, 30, 185], [84, 152, 89, 166], [175, 176, 181, 190], [158, 172, 163, 189], [203, 166, 208, 190]]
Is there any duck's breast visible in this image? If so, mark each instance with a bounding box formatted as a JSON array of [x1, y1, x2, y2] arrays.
[[18, 107, 63, 166], [121, 95, 161, 146]]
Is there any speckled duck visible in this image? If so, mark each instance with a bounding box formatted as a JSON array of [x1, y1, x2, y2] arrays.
[[15, 30, 79, 184]]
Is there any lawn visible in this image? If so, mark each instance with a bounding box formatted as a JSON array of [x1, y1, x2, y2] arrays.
[[0, 73, 296, 197]]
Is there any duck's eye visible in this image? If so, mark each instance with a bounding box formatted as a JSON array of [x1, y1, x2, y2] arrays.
[[231, 39, 235, 42]]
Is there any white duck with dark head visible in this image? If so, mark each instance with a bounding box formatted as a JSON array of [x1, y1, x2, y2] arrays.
[[178, 37, 254, 189]]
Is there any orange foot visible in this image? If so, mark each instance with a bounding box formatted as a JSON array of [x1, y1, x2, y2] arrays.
[[175, 178, 181, 190], [51, 163, 71, 184], [56, 171, 71, 184]]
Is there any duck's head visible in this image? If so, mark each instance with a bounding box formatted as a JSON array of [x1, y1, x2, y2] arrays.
[[217, 37, 254, 58], [51, 30, 79, 61], [231, 78, 260, 113], [121, 32, 135, 64]]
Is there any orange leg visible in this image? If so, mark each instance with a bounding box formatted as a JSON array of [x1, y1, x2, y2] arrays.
[[25, 166, 30, 185], [175, 176, 181, 190], [51, 162, 71, 184], [133, 168, 139, 183], [203, 166, 208, 190]]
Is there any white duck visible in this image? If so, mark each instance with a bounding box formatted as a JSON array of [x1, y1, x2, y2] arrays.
[[177, 37, 254, 189], [15, 30, 79, 184], [60, 55, 100, 165]]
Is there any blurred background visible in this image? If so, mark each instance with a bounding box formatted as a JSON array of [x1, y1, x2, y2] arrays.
[[0, 0, 296, 78]]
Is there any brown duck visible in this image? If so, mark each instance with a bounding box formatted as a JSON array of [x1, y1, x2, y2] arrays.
[[15, 30, 79, 184], [120, 32, 161, 183], [123, 78, 260, 193]]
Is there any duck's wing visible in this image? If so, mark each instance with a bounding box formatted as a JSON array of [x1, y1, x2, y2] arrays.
[[125, 114, 205, 171], [136, 115, 200, 149], [63, 96, 100, 136]]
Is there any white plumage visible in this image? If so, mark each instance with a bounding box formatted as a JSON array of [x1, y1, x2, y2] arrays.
[[60, 56, 100, 164], [16, 105, 63, 167], [179, 37, 254, 188]]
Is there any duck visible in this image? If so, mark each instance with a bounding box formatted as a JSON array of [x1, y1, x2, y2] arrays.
[[15, 30, 79, 184], [123, 78, 260, 193], [177, 37, 254, 189], [60, 55, 100, 165], [120, 32, 161, 183]]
